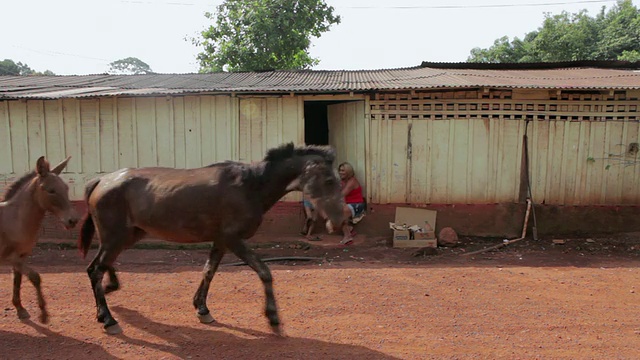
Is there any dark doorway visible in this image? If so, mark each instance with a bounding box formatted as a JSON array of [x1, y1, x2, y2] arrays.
[[304, 102, 329, 145]]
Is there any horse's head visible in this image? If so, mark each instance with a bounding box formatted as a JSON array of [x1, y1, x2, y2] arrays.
[[34, 156, 79, 229]]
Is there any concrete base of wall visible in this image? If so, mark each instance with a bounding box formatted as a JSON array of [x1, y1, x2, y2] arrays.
[[40, 201, 640, 241]]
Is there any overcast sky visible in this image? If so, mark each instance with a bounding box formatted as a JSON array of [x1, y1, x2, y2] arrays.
[[2, 0, 636, 75]]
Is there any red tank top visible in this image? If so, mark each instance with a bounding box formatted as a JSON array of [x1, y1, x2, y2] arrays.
[[345, 185, 364, 204]]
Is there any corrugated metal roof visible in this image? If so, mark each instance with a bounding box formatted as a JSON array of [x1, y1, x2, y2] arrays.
[[1, 61, 639, 99]]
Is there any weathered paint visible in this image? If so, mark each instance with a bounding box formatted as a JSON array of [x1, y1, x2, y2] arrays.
[[368, 90, 640, 205], [1, 88, 639, 208], [327, 101, 367, 197], [238, 96, 303, 201], [1, 95, 239, 200]]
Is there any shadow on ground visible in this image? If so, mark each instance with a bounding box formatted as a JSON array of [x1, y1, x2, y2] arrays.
[[110, 305, 398, 360], [0, 320, 120, 360]]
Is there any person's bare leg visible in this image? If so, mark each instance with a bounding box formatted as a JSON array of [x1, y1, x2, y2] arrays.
[[301, 205, 314, 236], [340, 205, 354, 244]]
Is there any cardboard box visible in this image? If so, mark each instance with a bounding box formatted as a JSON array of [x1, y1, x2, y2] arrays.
[[392, 207, 437, 248]]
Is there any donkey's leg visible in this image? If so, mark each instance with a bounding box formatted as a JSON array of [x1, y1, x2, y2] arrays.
[[13, 261, 48, 324], [193, 243, 226, 323], [226, 239, 281, 335], [11, 265, 30, 320]]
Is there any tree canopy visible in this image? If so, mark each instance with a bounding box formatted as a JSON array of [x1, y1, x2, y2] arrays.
[[467, 0, 640, 63], [194, 0, 341, 72], [0, 59, 55, 76], [107, 57, 154, 75]]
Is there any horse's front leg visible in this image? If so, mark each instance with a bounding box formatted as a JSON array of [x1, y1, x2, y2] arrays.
[[11, 264, 30, 320], [226, 238, 281, 335], [13, 261, 48, 324], [193, 243, 226, 323]]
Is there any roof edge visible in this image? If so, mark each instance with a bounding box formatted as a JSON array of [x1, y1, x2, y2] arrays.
[[420, 60, 640, 70]]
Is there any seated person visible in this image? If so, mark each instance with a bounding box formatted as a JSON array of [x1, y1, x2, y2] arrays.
[[338, 162, 365, 245]]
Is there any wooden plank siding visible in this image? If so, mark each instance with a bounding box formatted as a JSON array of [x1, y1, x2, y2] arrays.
[[368, 89, 640, 205], [1, 95, 239, 200], [327, 101, 367, 200], [238, 96, 304, 201], [1, 88, 639, 206]]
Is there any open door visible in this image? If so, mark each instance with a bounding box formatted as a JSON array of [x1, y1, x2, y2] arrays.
[[327, 101, 367, 199]]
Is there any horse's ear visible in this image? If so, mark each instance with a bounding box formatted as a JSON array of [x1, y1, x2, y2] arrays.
[[36, 156, 50, 177], [51, 156, 71, 175]]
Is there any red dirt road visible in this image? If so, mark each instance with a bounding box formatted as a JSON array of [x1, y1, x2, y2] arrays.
[[1, 234, 639, 359]]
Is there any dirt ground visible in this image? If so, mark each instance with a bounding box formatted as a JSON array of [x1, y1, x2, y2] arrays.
[[1, 232, 639, 360]]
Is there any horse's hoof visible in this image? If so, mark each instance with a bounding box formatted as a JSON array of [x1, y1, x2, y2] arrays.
[[271, 324, 284, 337], [105, 284, 119, 294], [17, 309, 30, 320], [104, 323, 123, 335], [197, 312, 215, 324]]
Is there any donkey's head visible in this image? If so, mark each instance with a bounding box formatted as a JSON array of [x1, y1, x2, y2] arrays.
[[295, 147, 345, 233], [34, 156, 79, 229]]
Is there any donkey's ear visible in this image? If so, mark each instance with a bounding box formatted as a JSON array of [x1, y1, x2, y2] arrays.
[[36, 156, 50, 177], [51, 156, 71, 175]]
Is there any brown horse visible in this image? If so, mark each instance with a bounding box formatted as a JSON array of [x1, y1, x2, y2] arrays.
[[78, 142, 346, 335], [0, 156, 79, 323]]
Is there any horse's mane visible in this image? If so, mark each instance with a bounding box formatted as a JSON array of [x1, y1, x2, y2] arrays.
[[2, 171, 37, 201], [264, 142, 335, 163]]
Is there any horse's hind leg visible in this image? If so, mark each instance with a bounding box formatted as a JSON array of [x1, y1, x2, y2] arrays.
[[13, 260, 48, 323], [103, 228, 144, 295], [86, 225, 142, 334], [193, 243, 226, 323], [11, 265, 30, 320], [104, 267, 120, 294], [226, 238, 281, 335], [87, 251, 119, 296], [87, 246, 123, 334]]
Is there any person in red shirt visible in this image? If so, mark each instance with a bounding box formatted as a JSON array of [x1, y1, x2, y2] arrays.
[[337, 162, 365, 245]]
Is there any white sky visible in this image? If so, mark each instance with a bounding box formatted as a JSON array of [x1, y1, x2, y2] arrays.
[[1, 0, 637, 75]]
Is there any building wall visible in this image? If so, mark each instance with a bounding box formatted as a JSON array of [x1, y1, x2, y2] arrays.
[[1, 95, 240, 200], [0, 94, 311, 203], [368, 89, 640, 205], [2, 88, 640, 241], [238, 96, 304, 201]]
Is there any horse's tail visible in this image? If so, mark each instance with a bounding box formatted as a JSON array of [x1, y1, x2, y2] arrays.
[[78, 177, 100, 259]]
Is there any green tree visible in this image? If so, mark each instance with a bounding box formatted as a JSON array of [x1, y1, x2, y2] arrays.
[[108, 57, 154, 75], [0, 59, 55, 75], [529, 10, 601, 62], [618, 50, 640, 61], [595, 0, 640, 58], [194, 0, 341, 72], [467, 0, 640, 63], [468, 35, 534, 63], [0, 59, 20, 75]]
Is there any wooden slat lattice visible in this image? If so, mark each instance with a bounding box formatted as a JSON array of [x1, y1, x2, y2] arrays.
[[370, 90, 639, 121]]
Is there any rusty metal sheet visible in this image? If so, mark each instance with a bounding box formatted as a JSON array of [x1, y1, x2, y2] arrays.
[[1, 62, 639, 100]]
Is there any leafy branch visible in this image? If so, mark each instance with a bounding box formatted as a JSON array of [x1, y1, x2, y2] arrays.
[[587, 142, 640, 169]]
